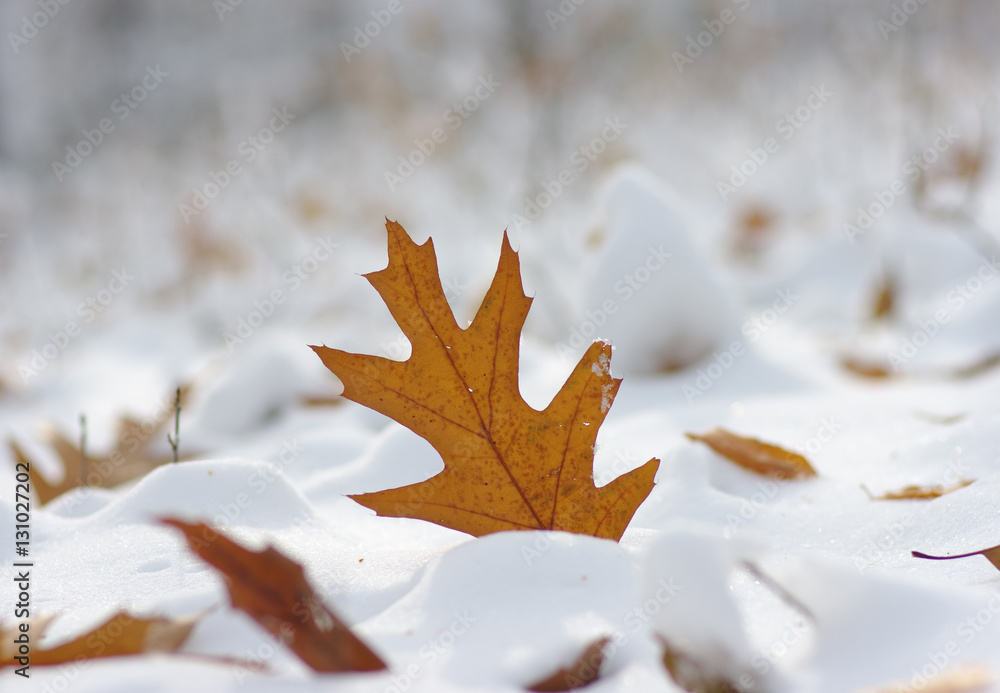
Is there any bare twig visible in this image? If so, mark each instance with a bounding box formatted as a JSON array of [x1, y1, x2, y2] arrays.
[[166, 386, 181, 463], [80, 413, 88, 486]]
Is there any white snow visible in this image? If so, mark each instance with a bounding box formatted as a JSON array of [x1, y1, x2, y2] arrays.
[[2, 3, 1000, 692]]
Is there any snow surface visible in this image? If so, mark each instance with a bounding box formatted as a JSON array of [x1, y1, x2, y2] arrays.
[[2, 2, 1000, 692]]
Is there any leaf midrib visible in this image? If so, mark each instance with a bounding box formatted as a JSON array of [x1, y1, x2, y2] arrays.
[[399, 242, 546, 529]]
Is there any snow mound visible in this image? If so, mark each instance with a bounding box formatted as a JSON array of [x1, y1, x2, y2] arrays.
[[582, 165, 735, 374], [185, 338, 330, 439], [361, 530, 643, 689], [640, 524, 760, 684], [778, 556, 999, 692], [85, 458, 318, 529]]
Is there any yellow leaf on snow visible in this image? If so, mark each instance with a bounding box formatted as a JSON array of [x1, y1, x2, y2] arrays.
[[686, 428, 817, 480], [311, 220, 659, 540]]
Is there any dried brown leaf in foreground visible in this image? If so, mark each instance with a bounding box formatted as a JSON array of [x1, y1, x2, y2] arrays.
[[10, 387, 191, 505], [162, 518, 386, 673], [1, 611, 199, 669], [311, 220, 659, 540], [685, 428, 816, 480], [659, 636, 742, 693], [527, 637, 609, 692], [863, 479, 974, 500], [912, 544, 1000, 572]]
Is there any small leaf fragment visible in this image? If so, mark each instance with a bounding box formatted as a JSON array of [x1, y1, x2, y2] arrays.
[[863, 479, 973, 500], [685, 428, 816, 480], [162, 518, 386, 673], [1, 611, 199, 668], [912, 544, 1000, 572], [870, 274, 895, 320], [527, 637, 609, 692], [854, 663, 992, 693], [840, 356, 894, 380]]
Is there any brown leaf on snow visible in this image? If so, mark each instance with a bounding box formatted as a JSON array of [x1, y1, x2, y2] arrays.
[[912, 544, 1000, 572], [855, 663, 992, 693], [870, 274, 896, 321], [162, 518, 386, 673], [311, 220, 658, 540], [527, 637, 609, 692], [9, 387, 190, 505], [863, 479, 974, 500], [685, 428, 817, 480], [659, 636, 742, 693], [1, 611, 199, 668], [840, 356, 894, 380], [840, 351, 1000, 382]]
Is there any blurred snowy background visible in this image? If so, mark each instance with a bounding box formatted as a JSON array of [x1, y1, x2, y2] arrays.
[[3, 0, 999, 399]]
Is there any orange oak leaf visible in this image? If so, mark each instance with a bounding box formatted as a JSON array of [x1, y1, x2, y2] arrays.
[[686, 428, 817, 480], [162, 518, 386, 673], [1, 610, 199, 668], [311, 220, 659, 540], [527, 637, 609, 691]]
